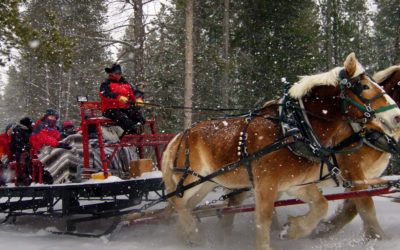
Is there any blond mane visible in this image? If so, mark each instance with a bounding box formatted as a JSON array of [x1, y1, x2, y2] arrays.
[[289, 60, 365, 99], [288, 67, 342, 99], [373, 65, 400, 84]]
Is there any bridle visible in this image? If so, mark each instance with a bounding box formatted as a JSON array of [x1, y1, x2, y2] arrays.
[[338, 69, 398, 124]]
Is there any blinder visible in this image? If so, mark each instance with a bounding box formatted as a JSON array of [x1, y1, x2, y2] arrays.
[[338, 69, 398, 123]]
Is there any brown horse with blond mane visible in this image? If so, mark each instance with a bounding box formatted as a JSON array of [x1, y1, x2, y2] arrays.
[[161, 53, 400, 250], [312, 65, 400, 240]]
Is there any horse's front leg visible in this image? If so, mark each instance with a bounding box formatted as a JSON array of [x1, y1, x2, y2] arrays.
[[254, 179, 278, 250], [312, 198, 358, 238], [354, 196, 385, 239], [282, 184, 328, 239]]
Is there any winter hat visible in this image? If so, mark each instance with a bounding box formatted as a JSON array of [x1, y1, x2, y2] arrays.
[[105, 64, 122, 74], [45, 108, 59, 119], [20, 117, 33, 128], [62, 120, 74, 128]]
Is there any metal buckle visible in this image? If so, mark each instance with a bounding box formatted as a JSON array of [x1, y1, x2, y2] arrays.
[[331, 167, 341, 176]]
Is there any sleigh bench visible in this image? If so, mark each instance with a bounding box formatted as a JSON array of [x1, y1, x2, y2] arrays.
[[79, 101, 175, 176]]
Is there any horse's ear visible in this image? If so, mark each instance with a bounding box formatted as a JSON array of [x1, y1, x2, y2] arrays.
[[343, 52, 357, 77]]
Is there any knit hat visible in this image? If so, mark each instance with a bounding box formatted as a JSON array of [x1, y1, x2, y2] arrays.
[[62, 120, 74, 128], [45, 108, 59, 119], [105, 64, 122, 74], [20, 117, 33, 128]]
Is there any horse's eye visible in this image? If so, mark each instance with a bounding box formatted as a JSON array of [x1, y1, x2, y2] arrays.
[[362, 85, 370, 90]]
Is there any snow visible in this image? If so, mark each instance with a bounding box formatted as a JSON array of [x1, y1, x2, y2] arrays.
[[0, 195, 398, 249]]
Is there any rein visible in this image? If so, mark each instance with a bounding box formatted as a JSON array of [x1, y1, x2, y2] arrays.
[[141, 70, 399, 210], [138, 101, 253, 114]]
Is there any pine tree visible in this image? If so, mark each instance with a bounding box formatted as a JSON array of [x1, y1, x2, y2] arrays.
[[2, 0, 110, 122], [318, 0, 373, 69], [229, 0, 323, 108], [374, 0, 400, 69]]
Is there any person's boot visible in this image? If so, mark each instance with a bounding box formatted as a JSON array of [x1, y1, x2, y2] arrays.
[[43, 170, 54, 184]]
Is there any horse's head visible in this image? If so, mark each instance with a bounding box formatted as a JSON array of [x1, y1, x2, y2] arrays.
[[374, 65, 400, 107], [289, 52, 400, 136]]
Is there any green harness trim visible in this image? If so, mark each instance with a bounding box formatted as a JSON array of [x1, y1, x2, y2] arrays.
[[338, 70, 398, 120]]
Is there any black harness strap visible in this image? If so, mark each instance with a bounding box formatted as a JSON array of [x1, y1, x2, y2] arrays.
[[162, 130, 298, 201], [238, 116, 254, 186]]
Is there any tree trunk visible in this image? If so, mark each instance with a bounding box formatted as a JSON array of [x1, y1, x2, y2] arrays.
[[394, 23, 400, 64], [65, 69, 72, 119], [133, 0, 145, 83], [45, 64, 50, 106], [222, 0, 230, 107], [184, 0, 194, 129], [331, 0, 339, 65]]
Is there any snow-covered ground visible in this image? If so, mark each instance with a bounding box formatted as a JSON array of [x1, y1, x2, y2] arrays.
[[0, 193, 398, 250]]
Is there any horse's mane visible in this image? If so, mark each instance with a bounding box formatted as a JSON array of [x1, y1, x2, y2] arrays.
[[289, 61, 365, 99], [261, 99, 280, 108], [373, 65, 400, 84]]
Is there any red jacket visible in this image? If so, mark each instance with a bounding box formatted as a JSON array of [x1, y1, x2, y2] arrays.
[[30, 118, 60, 155], [0, 132, 12, 159], [99, 76, 136, 112]]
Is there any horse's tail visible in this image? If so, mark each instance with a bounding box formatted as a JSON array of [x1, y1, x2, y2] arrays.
[[162, 132, 183, 193], [160, 132, 185, 217]]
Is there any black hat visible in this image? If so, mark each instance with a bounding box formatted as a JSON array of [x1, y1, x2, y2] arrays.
[[45, 108, 59, 119], [105, 64, 122, 74], [20, 117, 33, 128]]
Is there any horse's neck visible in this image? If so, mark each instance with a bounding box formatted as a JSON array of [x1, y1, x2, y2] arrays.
[[383, 71, 400, 105], [309, 116, 353, 147], [304, 98, 354, 147]]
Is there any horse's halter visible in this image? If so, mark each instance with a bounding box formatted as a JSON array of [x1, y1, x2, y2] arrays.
[[338, 69, 398, 124]]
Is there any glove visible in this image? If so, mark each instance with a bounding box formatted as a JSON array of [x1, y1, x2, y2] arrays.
[[118, 96, 129, 104], [135, 97, 144, 107], [57, 142, 72, 150], [1, 155, 8, 165]]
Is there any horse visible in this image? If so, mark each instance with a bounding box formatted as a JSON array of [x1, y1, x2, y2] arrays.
[[161, 53, 400, 250], [312, 65, 400, 239]]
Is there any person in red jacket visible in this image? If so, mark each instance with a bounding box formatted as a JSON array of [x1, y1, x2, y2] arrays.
[[0, 123, 14, 186], [30, 109, 71, 155], [99, 64, 145, 135], [0, 123, 14, 161]]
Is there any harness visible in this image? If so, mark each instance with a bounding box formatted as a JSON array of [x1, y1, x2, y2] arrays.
[[168, 68, 399, 199]]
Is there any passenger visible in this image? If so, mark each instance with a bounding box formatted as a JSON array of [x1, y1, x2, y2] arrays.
[[0, 123, 15, 185], [60, 120, 76, 139], [99, 63, 145, 135], [0, 123, 15, 163], [10, 117, 34, 186], [30, 109, 72, 155]]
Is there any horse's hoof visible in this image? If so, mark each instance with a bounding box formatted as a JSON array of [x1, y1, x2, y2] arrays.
[[363, 231, 385, 241], [310, 221, 332, 239], [279, 223, 289, 239]]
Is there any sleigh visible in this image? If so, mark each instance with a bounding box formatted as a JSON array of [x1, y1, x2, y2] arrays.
[[0, 99, 398, 238]]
